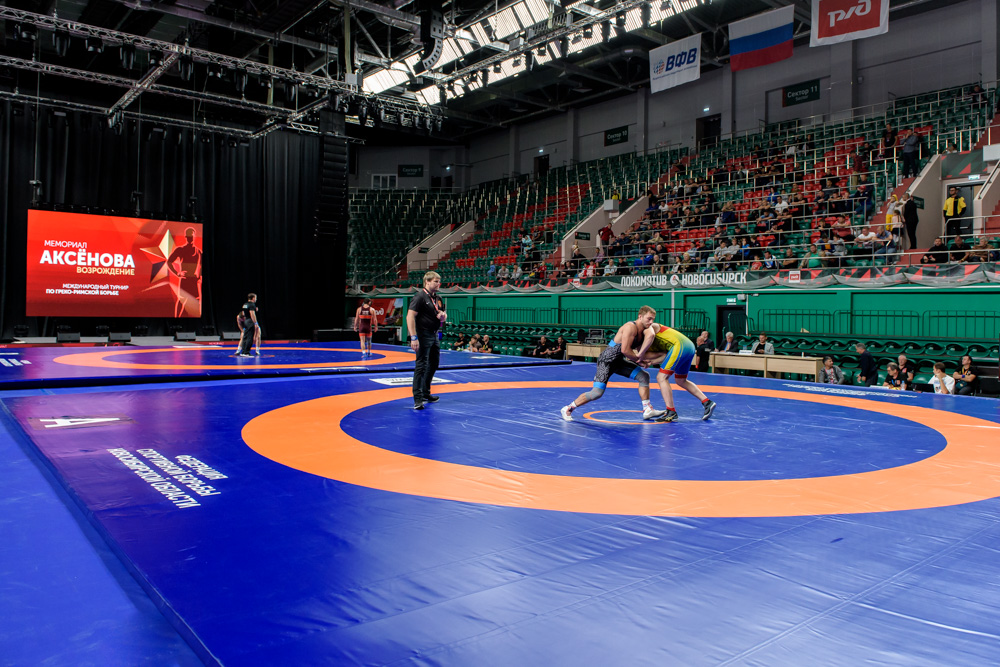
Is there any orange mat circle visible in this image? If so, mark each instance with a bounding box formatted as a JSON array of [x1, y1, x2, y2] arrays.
[[52, 346, 413, 370], [582, 410, 666, 425], [242, 381, 1000, 517]]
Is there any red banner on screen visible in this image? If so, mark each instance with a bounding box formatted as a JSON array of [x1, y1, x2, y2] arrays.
[[355, 297, 402, 326], [26, 210, 204, 318]]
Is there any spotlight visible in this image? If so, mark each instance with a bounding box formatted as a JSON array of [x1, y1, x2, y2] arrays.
[[616, 11, 627, 28], [227, 136, 238, 148], [602, 20, 611, 43], [357, 103, 368, 126], [179, 56, 194, 81], [435, 118, 443, 132], [200, 132, 212, 144], [52, 31, 70, 58], [207, 63, 224, 79], [17, 24, 37, 42], [259, 72, 272, 89], [493, 63, 502, 74], [513, 56, 521, 67], [86, 37, 104, 53], [583, 26, 593, 39], [149, 50, 164, 67], [234, 68, 248, 94], [120, 43, 136, 70], [281, 79, 296, 102], [537, 44, 546, 56]]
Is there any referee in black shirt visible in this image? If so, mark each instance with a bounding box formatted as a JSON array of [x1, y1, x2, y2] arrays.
[[406, 271, 447, 409]]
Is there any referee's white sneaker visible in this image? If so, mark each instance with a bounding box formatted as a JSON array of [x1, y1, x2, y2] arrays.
[[560, 406, 574, 421], [642, 407, 667, 420]]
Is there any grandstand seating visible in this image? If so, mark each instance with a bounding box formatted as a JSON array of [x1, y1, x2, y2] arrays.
[[348, 83, 998, 288]]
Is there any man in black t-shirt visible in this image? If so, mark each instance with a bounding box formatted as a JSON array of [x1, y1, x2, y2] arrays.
[[694, 330, 715, 373], [237, 293, 258, 356], [407, 271, 447, 409], [896, 354, 917, 390]]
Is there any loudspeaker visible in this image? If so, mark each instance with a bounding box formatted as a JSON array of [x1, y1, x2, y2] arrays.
[[221, 331, 242, 341], [56, 332, 81, 343], [13, 325, 29, 337], [109, 332, 131, 342], [174, 332, 196, 341]]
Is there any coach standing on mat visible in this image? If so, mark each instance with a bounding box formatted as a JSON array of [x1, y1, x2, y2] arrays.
[[407, 271, 447, 410]]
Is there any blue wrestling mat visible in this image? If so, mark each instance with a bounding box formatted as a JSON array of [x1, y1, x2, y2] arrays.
[[0, 342, 565, 388], [4, 364, 1000, 665]]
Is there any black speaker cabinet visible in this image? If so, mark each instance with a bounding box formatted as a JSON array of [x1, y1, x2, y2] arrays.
[[56, 332, 81, 343], [221, 331, 242, 341], [109, 332, 132, 342], [174, 332, 196, 342]]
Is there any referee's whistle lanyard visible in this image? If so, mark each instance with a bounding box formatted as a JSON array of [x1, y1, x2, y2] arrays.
[[425, 288, 445, 341]]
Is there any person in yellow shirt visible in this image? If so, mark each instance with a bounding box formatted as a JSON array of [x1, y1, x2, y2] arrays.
[[943, 186, 967, 236]]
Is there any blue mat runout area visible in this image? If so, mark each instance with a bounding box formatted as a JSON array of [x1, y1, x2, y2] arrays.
[[3, 361, 1000, 665]]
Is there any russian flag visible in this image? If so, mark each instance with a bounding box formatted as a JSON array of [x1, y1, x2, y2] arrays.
[[729, 6, 795, 72]]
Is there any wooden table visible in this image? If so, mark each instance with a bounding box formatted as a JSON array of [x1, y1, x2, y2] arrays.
[[710, 352, 824, 381], [566, 343, 607, 361]]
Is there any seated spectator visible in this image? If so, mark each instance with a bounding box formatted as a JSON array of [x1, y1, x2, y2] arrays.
[[831, 216, 855, 241], [883, 362, 906, 390], [942, 142, 959, 154], [718, 331, 738, 352], [545, 335, 567, 360], [452, 333, 468, 351], [497, 264, 511, 280], [761, 249, 779, 270], [468, 333, 484, 352], [750, 333, 774, 355], [854, 226, 878, 254], [930, 362, 954, 394], [603, 258, 618, 276], [920, 238, 950, 264], [950, 235, 971, 263], [799, 244, 825, 269], [481, 335, 493, 354], [530, 335, 552, 357], [969, 237, 992, 263], [819, 356, 847, 384], [897, 354, 916, 388], [855, 343, 879, 386], [952, 355, 980, 395], [511, 264, 523, 280], [487, 262, 497, 279], [872, 226, 897, 263]]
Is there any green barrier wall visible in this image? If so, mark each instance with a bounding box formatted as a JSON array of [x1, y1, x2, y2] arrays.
[[402, 285, 1000, 343]]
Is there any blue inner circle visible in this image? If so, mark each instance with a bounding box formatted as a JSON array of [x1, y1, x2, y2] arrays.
[[339, 387, 947, 481]]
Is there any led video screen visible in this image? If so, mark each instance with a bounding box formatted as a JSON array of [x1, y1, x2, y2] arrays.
[[26, 210, 204, 318]]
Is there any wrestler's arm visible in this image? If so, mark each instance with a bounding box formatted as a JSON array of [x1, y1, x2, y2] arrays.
[[634, 323, 659, 360]]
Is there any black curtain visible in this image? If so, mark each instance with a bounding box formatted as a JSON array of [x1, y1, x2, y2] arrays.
[[0, 100, 340, 339]]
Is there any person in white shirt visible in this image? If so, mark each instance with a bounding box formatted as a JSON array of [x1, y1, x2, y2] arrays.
[[603, 259, 617, 276], [930, 362, 955, 394], [774, 196, 789, 215], [854, 226, 878, 251]]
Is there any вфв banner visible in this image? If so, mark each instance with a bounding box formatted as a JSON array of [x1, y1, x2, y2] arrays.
[[649, 34, 702, 94], [26, 210, 204, 318], [810, 0, 889, 47]]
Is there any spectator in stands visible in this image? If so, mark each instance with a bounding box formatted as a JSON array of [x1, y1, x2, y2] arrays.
[[651, 253, 666, 274], [942, 142, 959, 154], [969, 237, 992, 263], [497, 264, 511, 281], [855, 343, 879, 386], [799, 244, 825, 269], [819, 356, 846, 385], [900, 128, 922, 178], [719, 331, 738, 352], [952, 355, 980, 395], [530, 335, 552, 358], [603, 258, 618, 276], [468, 334, 484, 352], [570, 244, 587, 270], [950, 235, 971, 263], [967, 84, 986, 109], [872, 226, 898, 263], [487, 262, 497, 280], [761, 249, 779, 270], [881, 122, 898, 159], [694, 330, 714, 373], [598, 222, 613, 249], [943, 187, 967, 236], [511, 264, 523, 280], [897, 354, 917, 388], [677, 250, 696, 273], [921, 237, 950, 264], [901, 193, 919, 251], [481, 335, 493, 354], [930, 362, 954, 394], [854, 225, 878, 256], [750, 333, 774, 355], [452, 333, 468, 350], [831, 215, 855, 241], [520, 232, 533, 255], [883, 362, 906, 390]]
